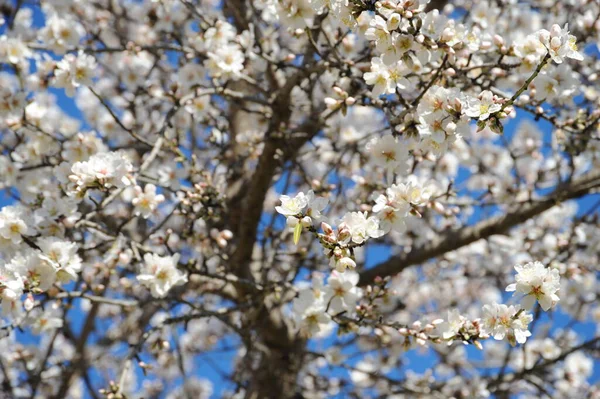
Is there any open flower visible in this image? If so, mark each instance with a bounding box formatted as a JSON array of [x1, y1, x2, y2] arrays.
[[275, 192, 310, 217], [324, 270, 360, 313], [465, 90, 501, 121], [132, 184, 165, 219], [138, 253, 187, 298], [292, 287, 331, 337], [506, 261, 560, 311]]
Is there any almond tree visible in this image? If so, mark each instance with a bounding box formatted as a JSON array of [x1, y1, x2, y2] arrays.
[[0, 0, 599, 398]]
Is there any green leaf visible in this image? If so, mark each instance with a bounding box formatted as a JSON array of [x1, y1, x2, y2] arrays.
[[476, 119, 487, 132], [489, 117, 504, 135], [293, 223, 302, 245]]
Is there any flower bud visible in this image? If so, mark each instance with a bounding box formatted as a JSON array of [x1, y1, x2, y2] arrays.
[[301, 216, 312, 227], [432, 201, 445, 214], [321, 222, 334, 235], [441, 27, 454, 42], [493, 34, 504, 47], [337, 257, 356, 271], [337, 225, 351, 242], [286, 216, 299, 227]]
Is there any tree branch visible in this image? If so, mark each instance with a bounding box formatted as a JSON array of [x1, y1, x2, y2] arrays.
[[359, 169, 600, 286]]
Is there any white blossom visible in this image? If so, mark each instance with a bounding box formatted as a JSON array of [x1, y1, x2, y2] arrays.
[[481, 302, 532, 345], [69, 151, 135, 195], [132, 184, 165, 218], [292, 287, 331, 337], [440, 309, 465, 341], [366, 134, 410, 180], [0, 206, 32, 245], [324, 270, 360, 313], [53, 52, 97, 96], [465, 90, 502, 121], [537, 24, 583, 64], [339, 212, 384, 245], [36, 237, 82, 284], [137, 253, 187, 298], [506, 261, 560, 311]]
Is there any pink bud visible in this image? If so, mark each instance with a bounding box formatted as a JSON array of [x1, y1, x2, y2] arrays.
[[493, 34, 504, 47], [321, 222, 334, 235]]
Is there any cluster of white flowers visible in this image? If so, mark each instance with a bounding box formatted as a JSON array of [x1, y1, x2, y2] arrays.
[[480, 303, 532, 346], [538, 24, 583, 64], [0, 205, 32, 246], [36, 237, 83, 284], [38, 14, 83, 54], [0, 85, 25, 118], [52, 52, 97, 96], [276, 190, 328, 231], [441, 260, 559, 347], [276, 170, 440, 279], [363, 57, 412, 97], [417, 86, 471, 156], [366, 134, 411, 180], [373, 176, 434, 233], [292, 271, 361, 337], [0, 36, 31, 65], [339, 211, 384, 245], [0, 205, 82, 320], [68, 151, 135, 196], [506, 261, 561, 311], [439, 309, 484, 346], [440, 303, 533, 347], [194, 20, 246, 80], [292, 286, 332, 337], [205, 45, 245, 80]]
